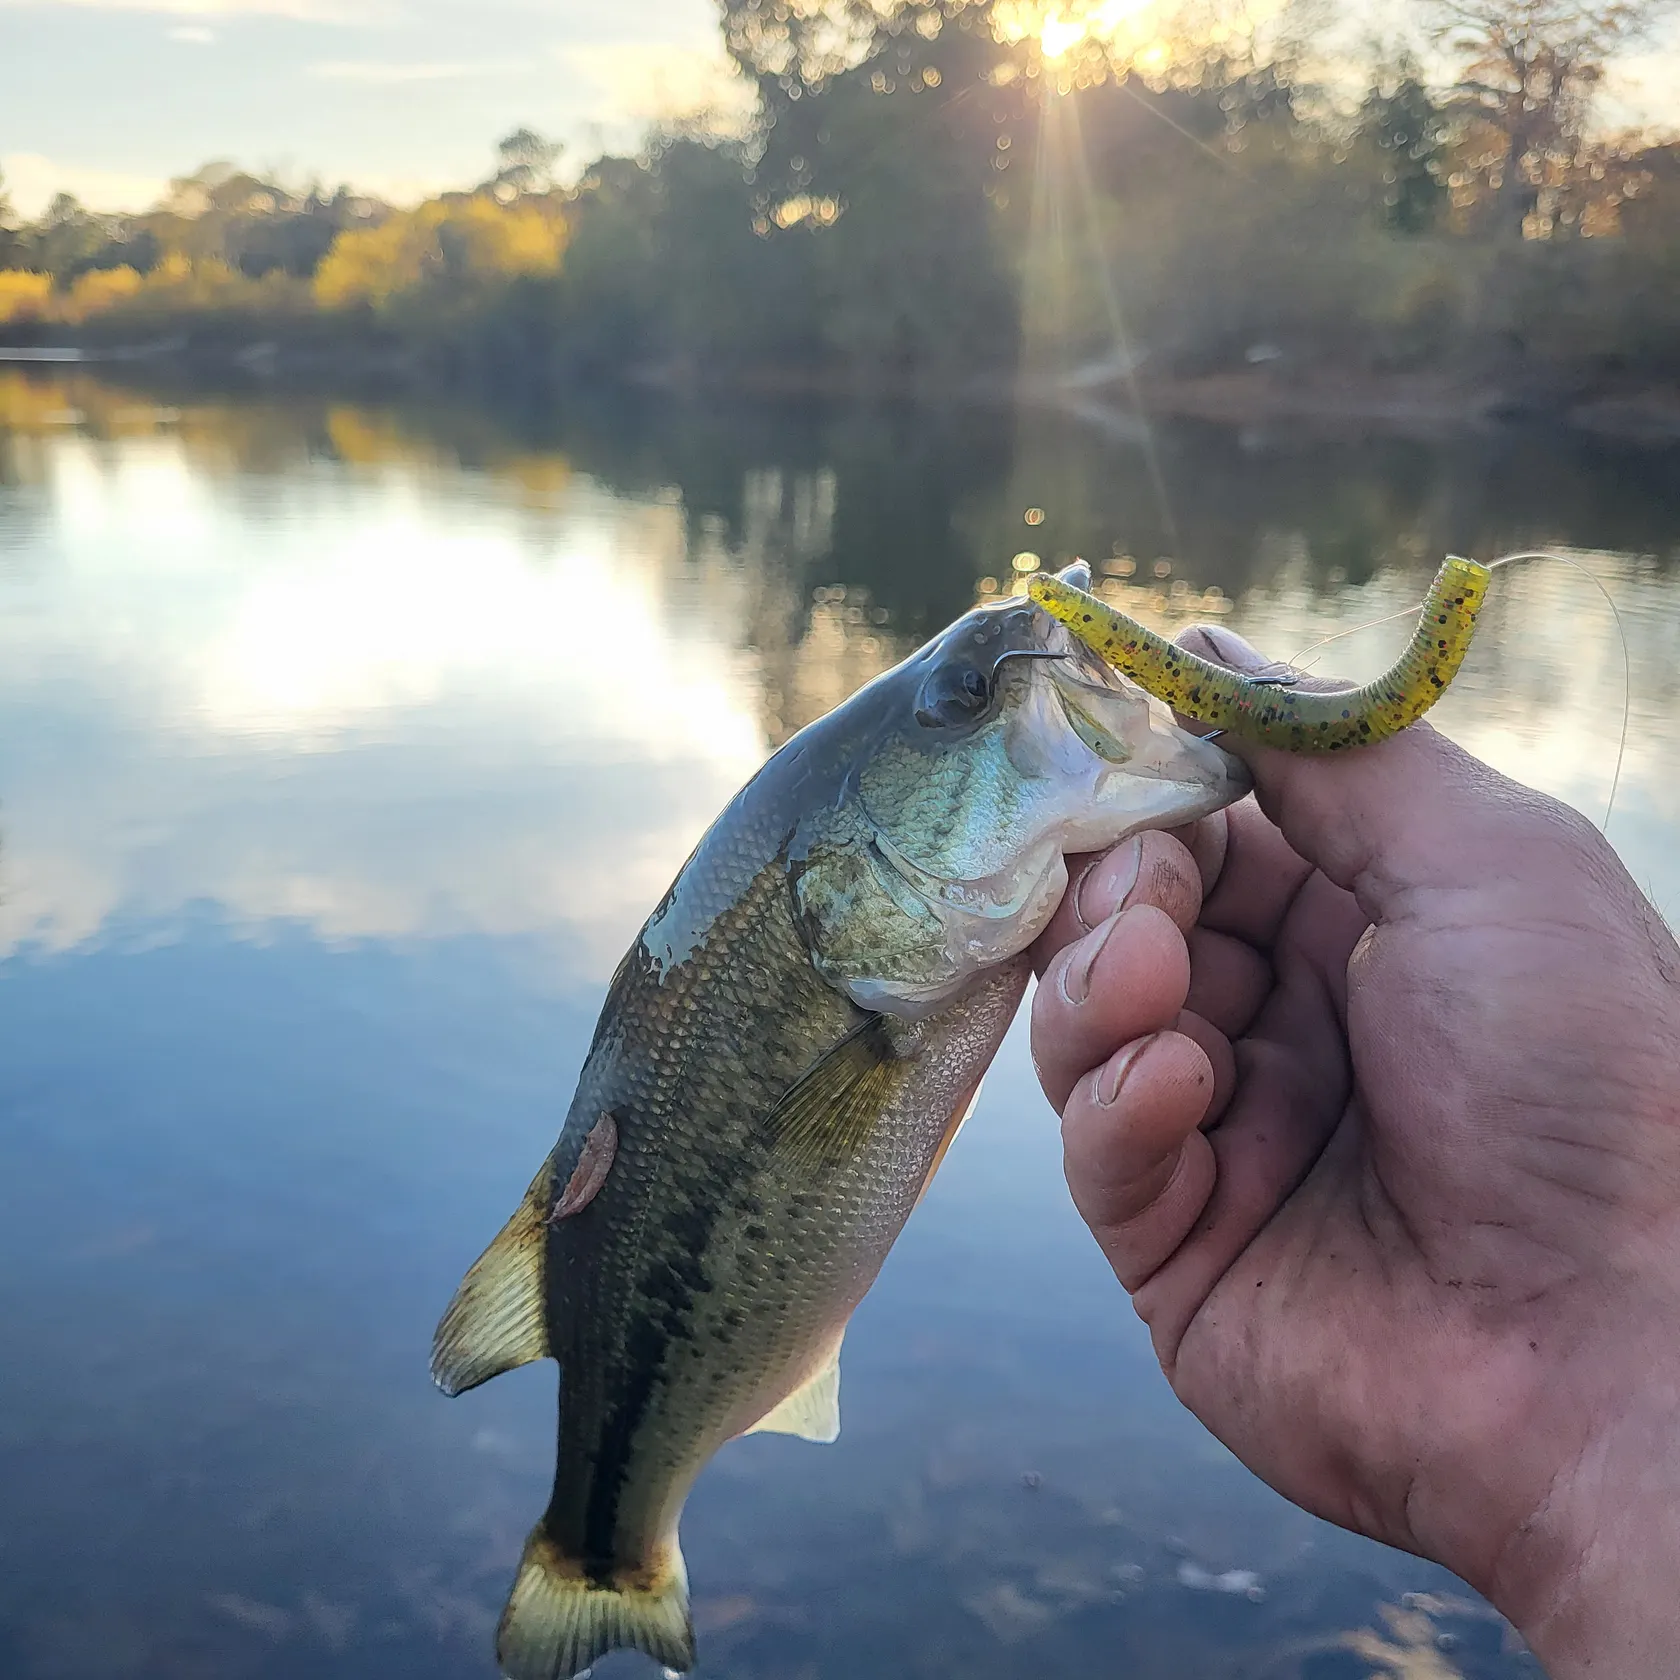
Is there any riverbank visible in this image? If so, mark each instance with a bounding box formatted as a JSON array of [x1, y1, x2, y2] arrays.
[[1115, 369, 1680, 443], [5, 329, 1680, 444]]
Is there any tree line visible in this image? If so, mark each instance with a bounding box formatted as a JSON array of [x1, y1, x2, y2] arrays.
[[1, 0, 1676, 401]]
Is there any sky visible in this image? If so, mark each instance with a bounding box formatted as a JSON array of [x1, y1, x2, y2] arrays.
[[1, 0, 751, 217], [2, 0, 1676, 220]]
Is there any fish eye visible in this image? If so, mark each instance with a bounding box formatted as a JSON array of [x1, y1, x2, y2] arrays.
[[914, 659, 993, 730]]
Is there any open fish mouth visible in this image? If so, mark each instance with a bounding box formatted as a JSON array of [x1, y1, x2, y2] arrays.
[[985, 572, 1250, 856]]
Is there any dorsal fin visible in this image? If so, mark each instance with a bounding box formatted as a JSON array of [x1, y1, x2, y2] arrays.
[[431, 1167, 550, 1398], [745, 1335, 843, 1443]]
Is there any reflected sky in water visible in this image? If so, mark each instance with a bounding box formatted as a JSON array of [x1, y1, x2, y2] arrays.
[[3, 369, 1675, 1680]]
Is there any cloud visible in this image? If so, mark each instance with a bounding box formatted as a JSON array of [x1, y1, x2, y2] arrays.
[[167, 21, 215, 37], [0, 413, 777, 973], [308, 58, 522, 83], [556, 41, 753, 127], [1600, 41, 1680, 136], [0, 0, 389, 23], [0, 152, 171, 218]]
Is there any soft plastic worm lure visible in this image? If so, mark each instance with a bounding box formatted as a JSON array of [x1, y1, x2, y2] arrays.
[[1029, 555, 1491, 753]]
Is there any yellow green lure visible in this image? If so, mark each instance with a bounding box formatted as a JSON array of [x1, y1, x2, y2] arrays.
[[1029, 555, 1491, 753]]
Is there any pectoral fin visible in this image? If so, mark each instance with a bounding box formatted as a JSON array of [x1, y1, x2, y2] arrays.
[[760, 1016, 901, 1171], [745, 1337, 843, 1444]]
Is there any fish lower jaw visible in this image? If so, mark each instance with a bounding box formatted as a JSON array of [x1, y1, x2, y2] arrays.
[[1066, 763, 1247, 848]]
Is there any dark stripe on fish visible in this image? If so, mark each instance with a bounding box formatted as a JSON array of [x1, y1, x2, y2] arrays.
[[579, 1177, 723, 1584]]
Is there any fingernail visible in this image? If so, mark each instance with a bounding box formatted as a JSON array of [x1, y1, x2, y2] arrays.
[[1061, 910, 1124, 1007], [1095, 1035, 1155, 1107], [1077, 835, 1142, 930]]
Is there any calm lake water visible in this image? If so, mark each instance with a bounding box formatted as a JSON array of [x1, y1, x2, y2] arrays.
[[2, 369, 1678, 1680]]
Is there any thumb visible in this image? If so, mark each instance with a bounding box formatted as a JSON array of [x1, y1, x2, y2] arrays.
[[1174, 623, 1578, 925]]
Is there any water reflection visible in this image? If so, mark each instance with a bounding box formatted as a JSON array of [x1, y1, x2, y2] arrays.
[[2, 366, 1674, 1679]]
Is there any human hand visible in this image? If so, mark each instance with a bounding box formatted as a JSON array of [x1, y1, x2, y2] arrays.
[[1029, 626, 1680, 1676]]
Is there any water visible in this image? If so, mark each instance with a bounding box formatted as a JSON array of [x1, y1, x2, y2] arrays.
[[2, 369, 1676, 1680]]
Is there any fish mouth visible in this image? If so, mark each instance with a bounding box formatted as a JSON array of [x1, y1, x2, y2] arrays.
[[868, 565, 1248, 920], [1011, 588, 1249, 827]]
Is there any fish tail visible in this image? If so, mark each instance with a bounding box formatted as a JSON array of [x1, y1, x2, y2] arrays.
[[497, 1524, 693, 1680]]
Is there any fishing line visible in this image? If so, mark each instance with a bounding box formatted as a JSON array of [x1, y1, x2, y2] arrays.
[[1288, 602, 1422, 670], [1279, 549, 1632, 832], [1485, 549, 1632, 835]]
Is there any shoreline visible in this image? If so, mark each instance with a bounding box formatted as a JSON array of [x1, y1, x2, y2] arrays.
[[4, 335, 1679, 443]]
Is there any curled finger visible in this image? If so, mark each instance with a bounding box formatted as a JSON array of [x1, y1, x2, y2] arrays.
[[1032, 903, 1191, 1113], [1173, 1009, 1236, 1125], [1062, 1030, 1220, 1292]]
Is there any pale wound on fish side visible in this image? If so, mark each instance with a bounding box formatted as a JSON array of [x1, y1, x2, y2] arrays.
[[430, 1167, 551, 1398], [497, 1523, 692, 1680], [759, 1015, 904, 1171], [744, 1336, 844, 1443], [549, 1112, 617, 1222]]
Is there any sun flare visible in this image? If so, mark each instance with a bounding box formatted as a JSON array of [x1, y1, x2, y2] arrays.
[[998, 0, 1173, 69], [1038, 8, 1086, 59]]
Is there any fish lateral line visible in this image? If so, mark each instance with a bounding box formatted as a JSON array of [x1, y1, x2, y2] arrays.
[[1029, 555, 1491, 753]]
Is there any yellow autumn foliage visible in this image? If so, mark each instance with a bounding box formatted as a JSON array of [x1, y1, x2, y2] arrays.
[[0, 271, 53, 324], [137, 252, 260, 305], [313, 195, 566, 311], [62, 266, 145, 321]]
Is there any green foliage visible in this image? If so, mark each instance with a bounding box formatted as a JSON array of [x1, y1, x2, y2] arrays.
[[744, 9, 1028, 384], [1357, 72, 1450, 233], [491, 129, 564, 198]]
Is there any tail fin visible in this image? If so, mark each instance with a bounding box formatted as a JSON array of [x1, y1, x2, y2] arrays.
[[497, 1525, 694, 1680]]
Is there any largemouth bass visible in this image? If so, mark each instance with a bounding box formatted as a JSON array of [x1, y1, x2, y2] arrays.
[[432, 566, 1247, 1679]]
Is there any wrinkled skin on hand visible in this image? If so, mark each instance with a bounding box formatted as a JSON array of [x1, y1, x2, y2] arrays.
[[1028, 626, 1680, 1678]]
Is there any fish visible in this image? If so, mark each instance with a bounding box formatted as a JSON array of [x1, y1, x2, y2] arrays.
[[431, 564, 1248, 1680]]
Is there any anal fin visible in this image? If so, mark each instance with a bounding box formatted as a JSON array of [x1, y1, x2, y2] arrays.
[[744, 1336, 843, 1444], [431, 1167, 550, 1398]]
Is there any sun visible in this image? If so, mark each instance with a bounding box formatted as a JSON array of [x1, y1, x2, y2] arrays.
[[996, 0, 1169, 67], [1039, 7, 1087, 59]]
